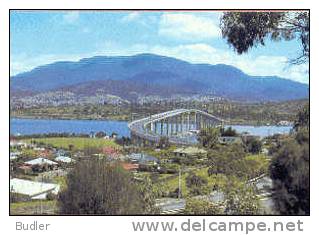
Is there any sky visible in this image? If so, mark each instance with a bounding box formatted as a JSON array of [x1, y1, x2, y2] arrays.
[[10, 10, 309, 84]]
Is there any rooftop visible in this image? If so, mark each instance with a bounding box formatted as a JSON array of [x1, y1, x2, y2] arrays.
[[55, 156, 75, 163], [10, 178, 60, 198], [173, 147, 207, 155], [25, 157, 58, 166]]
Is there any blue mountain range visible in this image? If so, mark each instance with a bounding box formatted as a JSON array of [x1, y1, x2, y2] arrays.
[[10, 53, 309, 102]]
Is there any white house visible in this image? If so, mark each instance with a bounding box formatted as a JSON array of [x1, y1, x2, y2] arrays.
[[25, 158, 58, 166], [55, 156, 75, 163], [10, 178, 60, 200]]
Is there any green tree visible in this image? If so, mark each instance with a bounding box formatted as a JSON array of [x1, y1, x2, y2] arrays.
[[294, 104, 309, 131], [136, 176, 161, 214], [186, 173, 209, 196], [158, 136, 170, 149], [95, 131, 107, 138], [221, 126, 238, 137], [184, 198, 223, 215], [269, 106, 309, 215], [246, 138, 262, 154], [198, 127, 220, 149], [207, 144, 247, 178], [221, 11, 309, 64], [269, 135, 309, 215], [68, 144, 74, 151], [223, 177, 261, 215], [58, 159, 153, 215]]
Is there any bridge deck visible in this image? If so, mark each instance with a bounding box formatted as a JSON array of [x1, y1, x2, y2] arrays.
[[128, 109, 223, 145]]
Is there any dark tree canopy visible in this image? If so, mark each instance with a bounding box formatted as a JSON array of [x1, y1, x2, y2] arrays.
[[186, 173, 209, 196], [246, 138, 262, 154], [221, 11, 309, 64], [207, 144, 247, 178], [269, 105, 309, 215], [198, 127, 220, 149], [221, 126, 238, 137], [223, 177, 261, 215], [269, 136, 309, 215], [58, 159, 156, 215], [294, 104, 309, 131]]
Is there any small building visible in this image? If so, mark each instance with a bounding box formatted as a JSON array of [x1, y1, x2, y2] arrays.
[[127, 153, 159, 165], [218, 136, 242, 145], [261, 148, 269, 155], [173, 147, 207, 158], [10, 141, 27, 148], [277, 120, 293, 126], [10, 152, 21, 161], [10, 178, 60, 201], [111, 133, 118, 139], [25, 157, 58, 166], [54, 156, 75, 164], [24, 157, 58, 172], [33, 147, 46, 151], [17, 165, 33, 175]]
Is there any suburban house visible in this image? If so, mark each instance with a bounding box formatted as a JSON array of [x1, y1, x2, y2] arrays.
[[54, 156, 75, 164], [127, 153, 159, 165], [10, 178, 60, 201], [173, 147, 207, 158], [10, 152, 21, 161], [24, 157, 58, 172]]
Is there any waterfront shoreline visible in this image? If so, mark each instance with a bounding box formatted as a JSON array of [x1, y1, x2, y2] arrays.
[[10, 115, 292, 127]]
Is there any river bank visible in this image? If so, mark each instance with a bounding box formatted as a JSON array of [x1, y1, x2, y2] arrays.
[[10, 118, 292, 138]]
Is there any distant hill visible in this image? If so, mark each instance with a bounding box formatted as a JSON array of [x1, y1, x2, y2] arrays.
[[10, 53, 309, 102]]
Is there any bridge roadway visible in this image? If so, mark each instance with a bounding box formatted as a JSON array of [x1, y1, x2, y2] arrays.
[[128, 109, 223, 145]]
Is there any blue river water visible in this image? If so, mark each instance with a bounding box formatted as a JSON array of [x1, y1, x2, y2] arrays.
[[10, 118, 130, 137], [10, 118, 292, 137]]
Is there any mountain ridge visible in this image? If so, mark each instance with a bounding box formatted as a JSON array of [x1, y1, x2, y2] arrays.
[[10, 53, 309, 102]]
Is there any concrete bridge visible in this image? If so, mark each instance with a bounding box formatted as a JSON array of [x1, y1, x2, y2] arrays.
[[128, 109, 223, 146]]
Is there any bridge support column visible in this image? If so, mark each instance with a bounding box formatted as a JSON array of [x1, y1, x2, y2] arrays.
[[160, 120, 164, 135], [175, 117, 178, 134], [172, 118, 174, 134], [151, 122, 155, 133], [194, 113, 199, 130], [200, 115, 203, 130], [181, 115, 184, 133]]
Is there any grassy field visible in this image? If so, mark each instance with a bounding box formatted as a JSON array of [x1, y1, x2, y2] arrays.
[[10, 200, 58, 215], [25, 137, 121, 151]]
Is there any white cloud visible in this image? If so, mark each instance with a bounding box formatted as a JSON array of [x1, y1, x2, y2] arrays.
[[158, 13, 221, 41], [63, 12, 80, 24], [10, 53, 89, 76]]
